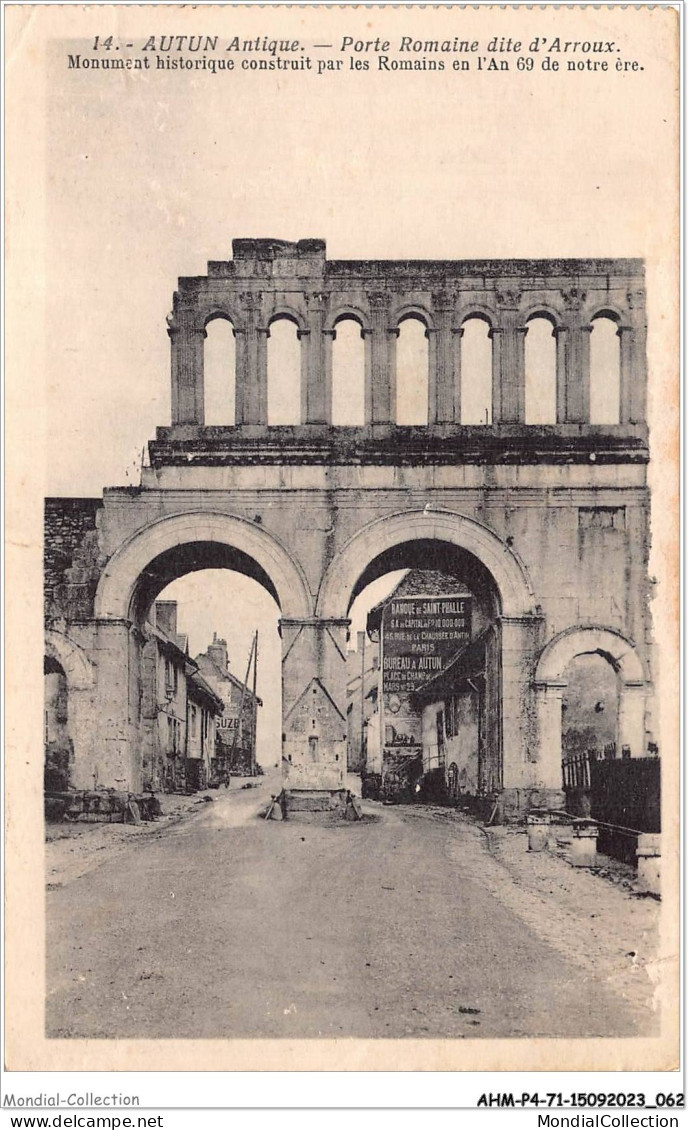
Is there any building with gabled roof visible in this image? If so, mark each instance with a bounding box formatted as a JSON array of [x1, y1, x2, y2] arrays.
[[195, 634, 262, 777]]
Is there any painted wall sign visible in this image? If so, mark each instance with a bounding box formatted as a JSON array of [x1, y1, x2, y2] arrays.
[[381, 595, 472, 693]]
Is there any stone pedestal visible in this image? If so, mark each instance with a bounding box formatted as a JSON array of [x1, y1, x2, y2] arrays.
[[636, 832, 661, 895], [527, 813, 551, 851], [570, 822, 599, 867]]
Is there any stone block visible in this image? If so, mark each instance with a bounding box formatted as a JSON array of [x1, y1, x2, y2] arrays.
[[636, 832, 661, 895]]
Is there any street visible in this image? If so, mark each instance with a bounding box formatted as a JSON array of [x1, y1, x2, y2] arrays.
[[46, 773, 659, 1040]]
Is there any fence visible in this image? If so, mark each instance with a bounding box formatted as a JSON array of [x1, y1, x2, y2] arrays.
[[562, 748, 660, 865], [590, 756, 660, 864], [562, 743, 616, 791]]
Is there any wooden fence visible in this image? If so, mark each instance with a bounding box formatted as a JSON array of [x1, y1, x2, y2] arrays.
[[562, 748, 660, 865]]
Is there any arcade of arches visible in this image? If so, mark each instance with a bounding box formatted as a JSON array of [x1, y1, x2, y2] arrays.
[[44, 240, 653, 820]]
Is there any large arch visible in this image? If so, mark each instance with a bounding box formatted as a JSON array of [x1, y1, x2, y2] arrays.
[[94, 511, 313, 622], [316, 508, 536, 620]]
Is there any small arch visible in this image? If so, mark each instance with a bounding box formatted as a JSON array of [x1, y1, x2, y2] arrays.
[[524, 314, 557, 424], [392, 304, 436, 332], [459, 307, 494, 329], [460, 316, 493, 424], [535, 626, 646, 687], [588, 306, 622, 325], [534, 625, 647, 772], [266, 305, 307, 333], [45, 629, 95, 690], [589, 313, 621, 424], [267, 314, 301, 425], [332, 316, 365, 425], [521, 306, 559, 329], [396, 314, 429, 425], [203, 315, 236, 425], [327, 306, 369, 334]]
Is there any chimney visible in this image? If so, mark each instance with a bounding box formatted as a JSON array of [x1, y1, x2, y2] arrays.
[[155, 601, 178, 637], [207, 635, 229, 672]]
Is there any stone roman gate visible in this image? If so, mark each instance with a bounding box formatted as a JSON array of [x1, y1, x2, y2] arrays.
[[45, 239, 653, 818]]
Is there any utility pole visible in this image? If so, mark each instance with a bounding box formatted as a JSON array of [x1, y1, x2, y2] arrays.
[[229, 633, 256, 777], [359, 630, 366, 773], [251, 631, 259, 776]]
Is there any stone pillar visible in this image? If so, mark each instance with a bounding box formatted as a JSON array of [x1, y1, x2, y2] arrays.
[[280, 618, 350, 803], [492, 290, 526, 423], [452, 326, 464, 423], [625, 286, 648, 424], [430, 291, 456, 424], [168, 310, 205, 425], [618, 681, 646, 757], [364, 293, 395, 424], [93, 620, 139, 791], [489, 327, 503, 424], [558, 289, 592, 422], [69, 684, 98, 791], [629, 322, 647, 423], [301, 293, 331, 424], [617, 324, 636, 424], [499, 616, 561, 819], [235, 292, 267, 425], [533, 680, 566, 790], [500, 617, 531, 797], [563, 325, 592, 423], [554, 326, 569, 424], [491, 323, 527, 424]]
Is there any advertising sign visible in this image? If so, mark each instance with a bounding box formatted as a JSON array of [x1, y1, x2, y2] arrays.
[[381, 595, 472, 694]]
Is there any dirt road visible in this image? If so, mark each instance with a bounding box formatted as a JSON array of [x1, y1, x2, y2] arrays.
[[46, 776, 658, 1039]]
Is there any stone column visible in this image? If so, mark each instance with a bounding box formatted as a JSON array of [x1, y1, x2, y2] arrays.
[[499, 616, 560, 818], [567, 325, 592, 422], [560, 289, 591, 422], [492, 289, 526, 423], [235, 292, 267, 425], [617, 324, 636, 424], [490, 322, 527, 423], [429, 290, 457, 424], [533, 680, 566, 790], [625, 285, 648, 423], [629, 322, 647, 423], [364, 292, 395, 424], [168, 309, 205, 425], [554, 326, 569, 424], [617, 681, 646, 757], [489, 327, 503, 424], [69, 684, 98, 791], [452, 326, 464, 424], [93, 619, 139, 791], [499, 617, 531, 797], [280, 618, 350, 798], [301, 293, 331, 424]]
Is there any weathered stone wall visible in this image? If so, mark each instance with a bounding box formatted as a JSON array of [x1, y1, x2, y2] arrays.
[[45, 498, 103, 620]]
